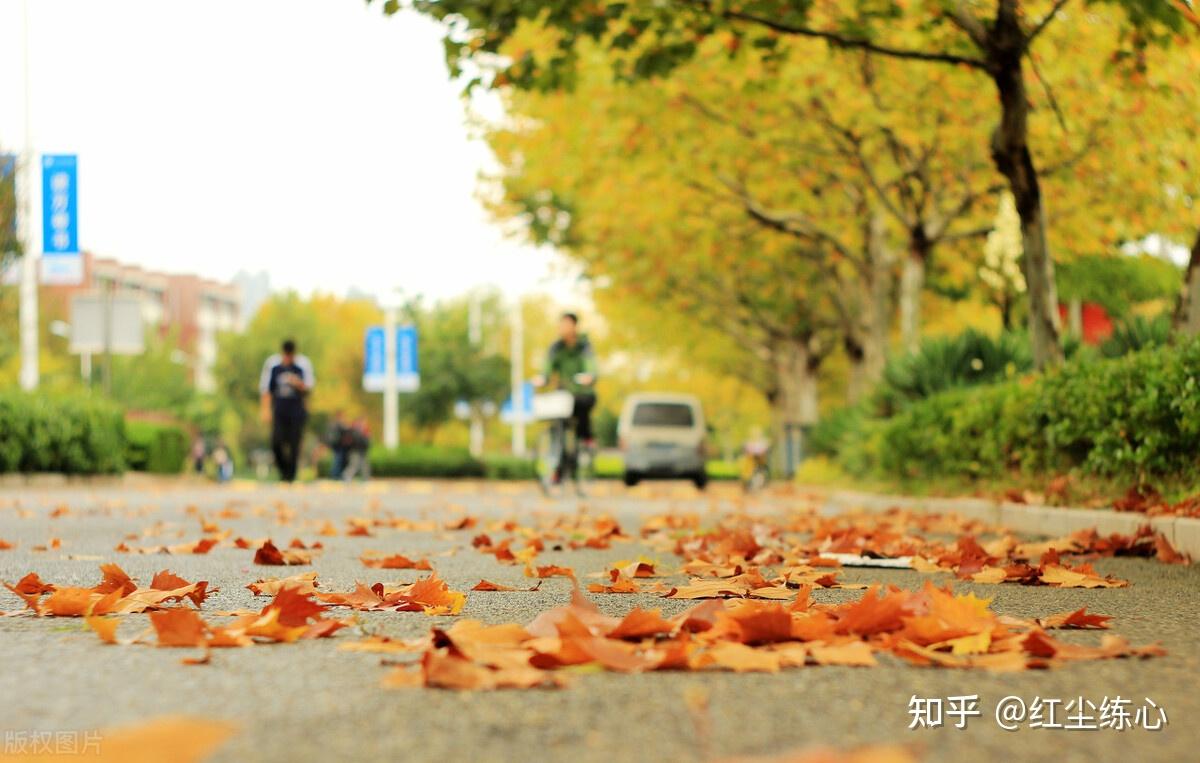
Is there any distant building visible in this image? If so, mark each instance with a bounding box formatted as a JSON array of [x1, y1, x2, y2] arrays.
[[232, 269, 271, 323], [45, 252, 242, 392]]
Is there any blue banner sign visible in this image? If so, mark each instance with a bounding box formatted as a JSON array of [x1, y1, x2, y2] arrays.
[[363, 324, 419, 392], [41, 154, 82, 284]]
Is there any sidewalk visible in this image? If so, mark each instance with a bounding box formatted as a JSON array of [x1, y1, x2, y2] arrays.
[[819, 488, 1199, 558]]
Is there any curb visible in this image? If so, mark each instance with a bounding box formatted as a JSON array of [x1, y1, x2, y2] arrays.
[[822, 489, 1200, 560], [0, 473, 203, 489]]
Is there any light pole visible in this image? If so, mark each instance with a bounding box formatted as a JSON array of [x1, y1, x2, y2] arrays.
[[510, 303, 525, 457], [379, 289, 404, 451], [467, 291, 484, 457], [382, 301, 399, 450], [17, 0, 39, 391]]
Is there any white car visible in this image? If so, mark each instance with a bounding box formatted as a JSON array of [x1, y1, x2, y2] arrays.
[[618, 393, 708, 488]]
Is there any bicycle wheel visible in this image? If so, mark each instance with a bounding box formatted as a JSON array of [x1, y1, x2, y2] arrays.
[[572, 436, 595, 496], [533, 425, 562, 496]]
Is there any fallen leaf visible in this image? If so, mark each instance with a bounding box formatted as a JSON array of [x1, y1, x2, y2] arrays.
[[1037, 607, 1112, 630], [471, 579, 541, 592], [253, 539, 313, 566], [361, 553, 433, 570]]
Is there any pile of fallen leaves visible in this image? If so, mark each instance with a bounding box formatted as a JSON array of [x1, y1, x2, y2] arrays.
[[0, 497, 1184, 693], [1112, 484, 1200, 518], [369, 583, 1163, 690], [1, 564, 472, 662], [89, 587, 350, 651], [3, 564, 209, 616], [638, 508, 1188, 593]]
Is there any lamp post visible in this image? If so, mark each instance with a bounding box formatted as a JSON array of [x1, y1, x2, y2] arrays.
[[379, 290, 403, 450], [510, 304, 525, 457], [17, 0, 39, 391]]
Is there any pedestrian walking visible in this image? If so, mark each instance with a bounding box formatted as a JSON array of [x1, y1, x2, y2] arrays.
[[324, 410, 351, 479], [190, 437, 207, 475], [342, 417, 371, 482], [212, 442, 234, 483], [259, 339, 316, 483]]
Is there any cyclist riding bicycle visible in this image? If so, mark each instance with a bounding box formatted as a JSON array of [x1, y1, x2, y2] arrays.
[[531, 312, 598, 482]]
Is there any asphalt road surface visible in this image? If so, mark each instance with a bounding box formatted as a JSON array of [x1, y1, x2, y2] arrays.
[[0, 480, 1196, 763]]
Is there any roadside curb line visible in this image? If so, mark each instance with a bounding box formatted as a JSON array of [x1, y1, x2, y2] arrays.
[[821, 489, 1200, 560], [0, 473, 191, 489]]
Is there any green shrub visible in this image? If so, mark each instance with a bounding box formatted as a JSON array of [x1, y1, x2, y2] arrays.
[[593, 452, 623, 479], [873, 329, 1032, 416], [318, 445, 485, 478], [871, 382, 1036, 480], [1029, 339, 1200, 477], [841, 338, 1200, 483], [483, 454, 537, 480], [0, 392, 126, 474], [808, 404, 866, 458], [704, 460, 741, 481], [125, 420, 189, 474], [593, 453, 739, 481], [1099, 314, 1171, 358]]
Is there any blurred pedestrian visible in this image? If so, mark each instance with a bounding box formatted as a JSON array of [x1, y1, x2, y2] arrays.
[[190, 437, 207, 475], [213, 442, 233, 483], [342, 417, 371, 482], [325, 410, 351, 479], [259, 338, 316, 483]]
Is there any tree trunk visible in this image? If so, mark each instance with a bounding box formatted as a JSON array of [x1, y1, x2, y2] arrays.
[[988, 11, 1063, 367], [774, 338, 820, 426], [898, 228, 929, 354], [865, 210, 893, 382], [773, 337, 821, 477], [845, 337, 868, 404], [847, 210, 893, 402], [1173, 228, 1200, 336]]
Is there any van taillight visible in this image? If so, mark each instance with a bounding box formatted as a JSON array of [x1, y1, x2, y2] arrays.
[[619, 437, 627, 451]]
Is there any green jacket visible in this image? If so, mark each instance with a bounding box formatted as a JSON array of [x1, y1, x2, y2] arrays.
[[542, 334, 598, 395]]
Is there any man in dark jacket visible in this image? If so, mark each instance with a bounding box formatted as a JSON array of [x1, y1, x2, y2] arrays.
[[259, 339, 315, 482]]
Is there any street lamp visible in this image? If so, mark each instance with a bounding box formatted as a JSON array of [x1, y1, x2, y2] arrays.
[[378, 288, 405, 450], [17, 0, 39, 391]]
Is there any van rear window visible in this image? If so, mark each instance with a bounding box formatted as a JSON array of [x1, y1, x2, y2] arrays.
[[631, 403, 695, 427]]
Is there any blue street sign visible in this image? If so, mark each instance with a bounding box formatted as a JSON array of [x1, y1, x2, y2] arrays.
[[500, 381, 535, 424], [363, 324, 420, 392], [41, 154, 82, 284]]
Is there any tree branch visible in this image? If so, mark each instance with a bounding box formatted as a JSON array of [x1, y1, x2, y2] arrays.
[[941, 224, 995, 243], [1025, 0, 1074, 50], [943, 1, 991, 50], [1027, 51, 1069, 132], [681, 0, 989, 69]]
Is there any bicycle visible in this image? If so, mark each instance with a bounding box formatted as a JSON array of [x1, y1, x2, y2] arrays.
[[739, 445, 770, 494], [531, 388, 595, 497]]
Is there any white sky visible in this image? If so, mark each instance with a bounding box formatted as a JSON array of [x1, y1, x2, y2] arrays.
[[0, 0, 584, 305]]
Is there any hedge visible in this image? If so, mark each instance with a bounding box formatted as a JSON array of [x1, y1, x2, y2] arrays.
[[0, 392, 126, 474], [318, 445, 486, 479], [318, 447, 739, 481], [836, 337, 1200, 483], [482, 454, 537, 480], [125, 420, 189, 474]]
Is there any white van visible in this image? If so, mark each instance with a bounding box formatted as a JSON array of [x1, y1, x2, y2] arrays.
[[618, 393, 707, 488]]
